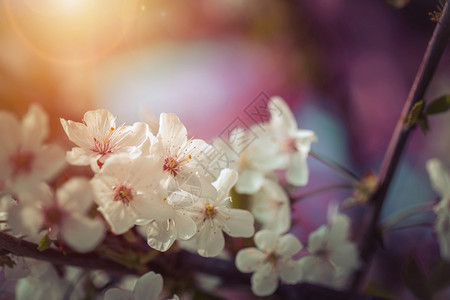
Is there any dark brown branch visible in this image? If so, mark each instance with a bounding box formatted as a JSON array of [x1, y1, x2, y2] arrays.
[[351, 0, 450, 290]]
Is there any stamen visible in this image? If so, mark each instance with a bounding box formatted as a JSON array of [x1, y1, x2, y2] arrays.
[[10, 151, 34, 175], [113, 185, 134, 205]]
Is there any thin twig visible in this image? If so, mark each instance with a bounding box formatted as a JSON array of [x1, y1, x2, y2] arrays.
[[351, 0, 450, 290], [291, 184, 353, 203], [310, 150, 360, 182]]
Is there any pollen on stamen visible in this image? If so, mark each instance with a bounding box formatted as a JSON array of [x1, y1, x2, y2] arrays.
[[113, 185, 134, 205]]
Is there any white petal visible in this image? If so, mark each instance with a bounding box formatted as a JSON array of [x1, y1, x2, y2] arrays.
[[330, 242, 360, 271], [104, 288, 134, 300], [83, 109, 116, 136], [129, 197, 174, 222], [213, 168, 238, 200], [21, 104, 49, 150], [57, 177, 94, 213], [8, 205, 43, 237], [99, 202, 135, 235], [269, 97, 298, 133], [250, 264, 278, 296], [279, 259, 302, 284], [173, 212, 196, 240], [61, 215, 105, 252], [277, 234, 302, 256], [307, 225, 329, 253], [60, 119, 91, 149], [31, 144, 66, 182], [254, 230, 278, 253], [219, 208, 254, 238], [66, 147, 96, 166], [147, 220, 177, 252], [0, 111, 20, 156], [286, 151, 309, 186], [427, 159, 450, 198], [235, 248, 265, 273], [298, 256, 335, 285], [118, 122, 149, 148], [235, 169, 264, 194], [436, 214, 450, 260], [4, 256, 30, 280], [158, 113, 187, 149], [134, 271, 163, 300], [196, 222, 225, 257]]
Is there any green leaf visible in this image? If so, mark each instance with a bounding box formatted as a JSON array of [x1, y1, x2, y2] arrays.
[[402, 255, 432, 300], [404, 100, 429, 134], [37, 234, 52, 252], [428, 259, 450, 293], [426, 95, 450, 115]]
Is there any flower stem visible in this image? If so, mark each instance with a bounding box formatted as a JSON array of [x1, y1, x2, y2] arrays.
[[291, 184, 353, 203], [351, 0, 450, 291], [380, 202, 435, 231], [310, 150, 359, 182]]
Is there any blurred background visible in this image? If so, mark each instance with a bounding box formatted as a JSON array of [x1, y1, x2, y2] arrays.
[[1, 0, 450, 298]]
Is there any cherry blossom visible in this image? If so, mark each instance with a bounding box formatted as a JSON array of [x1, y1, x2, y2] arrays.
[[426, 158, 450, 260], [235, 229, 303, 296], [298, 205, 360, 288], [0, 104, 65, 198], [60, 109, 148, 171], [8, 178, 105, 252], [250, 178, 291, 234], [186, 168, 255, 257], [104, 271, 179, 300], [91, 153, 175, 234], [267, 97, 317, 186]]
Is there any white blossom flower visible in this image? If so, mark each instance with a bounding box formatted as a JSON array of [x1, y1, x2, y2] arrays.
[[151, 113, 222, 187], [0, 104, 65, 198], [186, 168, 255, 257], [426, 158, 450, 260], [91, 154, 175, 235], [8, 178, 105, 252], [104, 271, 179, 300], [298, 205, 359, 288], [267, 96, 317, 186], [213, 127, 284, 194], [60, 109, 148, 171], [235, 229, 303, 296], [250, 178, 291, 234]]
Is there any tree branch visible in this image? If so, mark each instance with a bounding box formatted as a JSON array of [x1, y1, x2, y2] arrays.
[[351, 0, 450, 290]]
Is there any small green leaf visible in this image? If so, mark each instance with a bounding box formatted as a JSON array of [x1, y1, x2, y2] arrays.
[[37, 234, 52, 252], [402, 255, 432, 300], [426, 95, 450, 115], [404, 100, 428, 134]]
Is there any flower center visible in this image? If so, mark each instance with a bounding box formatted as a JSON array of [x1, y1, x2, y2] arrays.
[[113, 185, 133, 205], [163, 155, 191, 177], [44, 205, 64, 227], [282, 138, 298, 153], [10, 151, 34, 175], [264, 252, 280, 267], [92, 127, 116, 155], [204, 204, 217, 218]]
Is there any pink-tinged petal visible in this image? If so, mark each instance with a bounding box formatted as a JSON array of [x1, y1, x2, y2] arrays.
[[129, 196, 174, 222], [61, 215, 105, 253], [158, 113, 188, 149], [66, 147, 96, 166], [134, 271, 163, 300], [196, 222, 225, 257], [57, 177, 94, 214], [99, 202, 135, 235], [20, 104, 49, 150], [254, 230, 278, 253], [60, 119, 91, 149], [31, 145, 66, 182], [0, 111, 20, 155], [173, 212, 196, 240], [427, 159, 450, 198], [286, 151, 309, 186], [307, 225, 328, 253], [213, 169, 238, 200], [279, 259, 302, 284], [147, 220, 177, 251], [104, 288, 134, 300], [235, 248, 265, 273], [219, 208, 254, 238], [250, 264, 278, 296], [83, 109, 116, 136], [235, 169, 264, 194]]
